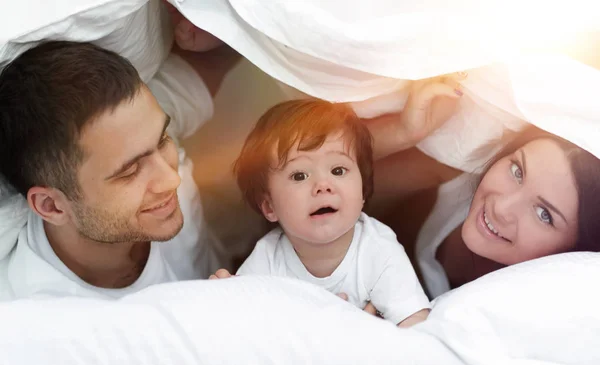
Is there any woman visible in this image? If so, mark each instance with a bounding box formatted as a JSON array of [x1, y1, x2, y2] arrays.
[[364, 79, 600, 298]]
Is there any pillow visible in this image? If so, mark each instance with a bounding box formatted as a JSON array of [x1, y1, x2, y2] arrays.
[[428, 252, 600, 365]]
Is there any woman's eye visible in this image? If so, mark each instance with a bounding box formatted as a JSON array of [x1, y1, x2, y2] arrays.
[[510, 161, 523, 183], [536, 206, 553, 225], [331, 167, 347, 176], [291, 172, 308, 181]]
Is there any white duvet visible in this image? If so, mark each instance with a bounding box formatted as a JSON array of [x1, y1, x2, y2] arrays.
[[1, 253, 599, 364], [2, 0, 600, 364]]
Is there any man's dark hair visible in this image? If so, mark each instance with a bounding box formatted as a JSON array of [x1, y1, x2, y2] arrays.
[[0, 41, 143, 199]]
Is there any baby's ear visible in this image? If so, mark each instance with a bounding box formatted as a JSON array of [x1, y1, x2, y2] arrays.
[[260, 197, 278, 222]]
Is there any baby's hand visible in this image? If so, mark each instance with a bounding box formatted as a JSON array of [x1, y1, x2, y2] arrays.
[[163, 0, 223, 52], [397, 308, 430, 328], [209, 268, 235, 280], [337, 292, 379, 316]]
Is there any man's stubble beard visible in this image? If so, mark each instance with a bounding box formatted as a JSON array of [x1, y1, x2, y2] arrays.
[[71, 200, 184, 244]]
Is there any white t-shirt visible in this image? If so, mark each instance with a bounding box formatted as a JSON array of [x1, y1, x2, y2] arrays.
[[0, 148, 221, 301], [237, 213, 431, 324], [415, 173, 475, 299]]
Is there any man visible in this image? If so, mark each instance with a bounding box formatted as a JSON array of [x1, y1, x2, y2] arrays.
[[0, 41, 220, 299]]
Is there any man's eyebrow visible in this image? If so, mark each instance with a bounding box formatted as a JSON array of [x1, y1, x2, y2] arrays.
[[105, 114, 171, 180], [538, 196, 568, 225], [159, 115, 171, 144]]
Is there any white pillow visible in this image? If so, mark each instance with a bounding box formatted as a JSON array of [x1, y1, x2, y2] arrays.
[[428, 252, 600, 365]]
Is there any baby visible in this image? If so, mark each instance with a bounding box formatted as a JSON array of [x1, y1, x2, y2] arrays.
[[229, 99, 430, 327]]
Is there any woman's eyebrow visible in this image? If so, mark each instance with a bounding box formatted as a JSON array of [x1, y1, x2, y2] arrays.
[[538, 196, 568, 224], [520, 149, 527, 175]]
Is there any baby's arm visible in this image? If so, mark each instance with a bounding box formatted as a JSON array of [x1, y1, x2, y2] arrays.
[[397, 308, 430, 328], [208, 234, 279, 279], [367, 243, 431, 327], [235, 236, 277, 276]]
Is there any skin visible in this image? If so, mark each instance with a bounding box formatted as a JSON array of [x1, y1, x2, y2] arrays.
[[462, 138, 579, 266], [259, 132, 428, 326], [260, 132, 364, 279], [29, 86, 184, 288]]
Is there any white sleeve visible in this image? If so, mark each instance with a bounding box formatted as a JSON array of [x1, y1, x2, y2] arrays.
[[146, 53, 214, 142], [236, 236, 276, 276], [368, 243, 431, 325]]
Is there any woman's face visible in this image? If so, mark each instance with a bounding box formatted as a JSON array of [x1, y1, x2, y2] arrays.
[[462, 138, 579, 265]]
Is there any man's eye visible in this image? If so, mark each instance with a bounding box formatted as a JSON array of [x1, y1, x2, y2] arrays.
[[159, 133, 171, 147], [291, 172, 308, 181], [331, 167, 347, 176], [121, 165, 139, 179]]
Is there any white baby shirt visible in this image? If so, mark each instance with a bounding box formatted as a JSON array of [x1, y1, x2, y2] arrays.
[[237, 213, 430, 324]]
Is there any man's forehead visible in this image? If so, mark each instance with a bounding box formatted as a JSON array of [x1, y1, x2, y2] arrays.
[[77, 88, 165, 168]]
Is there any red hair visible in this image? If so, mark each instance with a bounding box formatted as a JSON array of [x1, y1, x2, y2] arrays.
[[234, 99, 374, 214]]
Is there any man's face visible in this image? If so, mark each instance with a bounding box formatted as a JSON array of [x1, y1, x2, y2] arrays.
[[71, 86, 183, 243]]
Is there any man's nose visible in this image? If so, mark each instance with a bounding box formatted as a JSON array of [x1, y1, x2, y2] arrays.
[[148, 154, 181, 194]]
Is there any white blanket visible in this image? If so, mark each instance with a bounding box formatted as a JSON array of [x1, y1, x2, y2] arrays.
[[173, 0, 600, 171], [0, 252, 599, 364]]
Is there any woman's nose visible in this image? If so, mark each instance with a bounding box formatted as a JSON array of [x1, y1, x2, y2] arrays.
[[493, 191, 521, 225]]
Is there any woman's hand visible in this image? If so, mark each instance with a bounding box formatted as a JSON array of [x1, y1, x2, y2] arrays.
[[163, 0, 224, 52], [399, 78, 463, 145], [365, 75, 465, 160]]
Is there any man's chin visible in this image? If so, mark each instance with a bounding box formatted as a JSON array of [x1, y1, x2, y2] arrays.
[[150, 210, 184, 242]]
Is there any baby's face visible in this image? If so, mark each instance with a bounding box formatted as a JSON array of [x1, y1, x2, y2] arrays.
[[262, 133, 364, 245]]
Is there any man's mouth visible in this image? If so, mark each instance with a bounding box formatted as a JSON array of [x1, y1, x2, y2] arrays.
[[143, 194, 175, 212], [310, 206, 338, 217]]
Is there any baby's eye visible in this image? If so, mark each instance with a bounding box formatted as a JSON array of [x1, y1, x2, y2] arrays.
[[331, 167, 347, 176], [510, 161, 523, 183], [535, 206, 553, 226], [291, 172, 308, 181]]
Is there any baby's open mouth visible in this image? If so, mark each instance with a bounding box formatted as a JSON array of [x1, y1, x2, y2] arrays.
[[310, 206, 338, 216]]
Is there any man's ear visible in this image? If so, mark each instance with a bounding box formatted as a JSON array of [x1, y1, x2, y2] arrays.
[[27, 187, 72, 226], [259, 197, 279, 223]]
